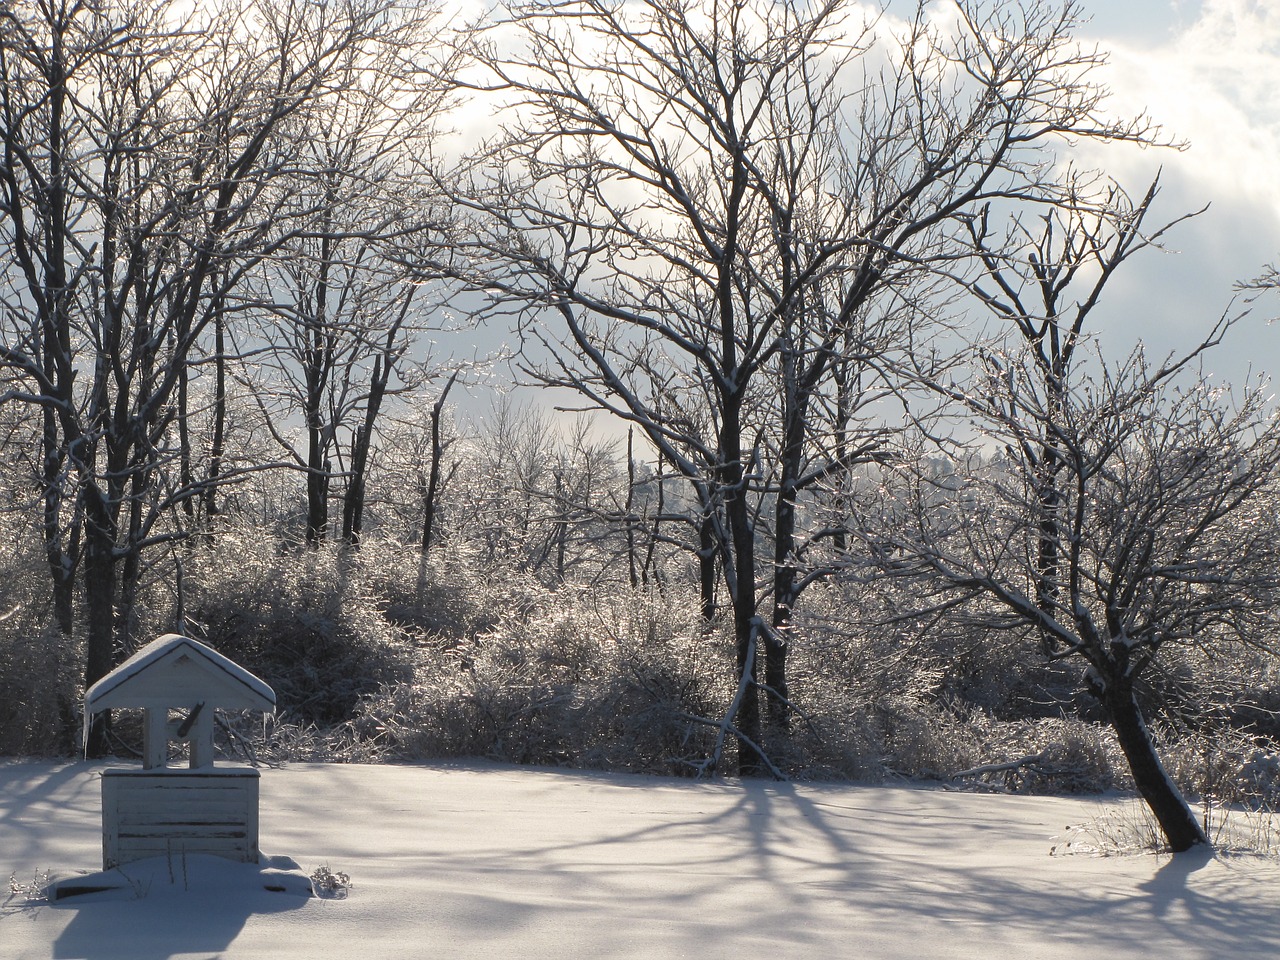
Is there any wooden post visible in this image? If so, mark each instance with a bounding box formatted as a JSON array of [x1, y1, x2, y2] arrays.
[[143, 708, 167, 770]]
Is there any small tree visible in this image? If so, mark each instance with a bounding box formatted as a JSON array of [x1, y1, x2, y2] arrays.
[[859, 190, 1280, 851]]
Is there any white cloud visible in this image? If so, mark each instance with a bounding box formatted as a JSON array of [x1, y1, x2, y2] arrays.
[[1095, 0, 1280, 222], [1034, 1, 1280, 387]]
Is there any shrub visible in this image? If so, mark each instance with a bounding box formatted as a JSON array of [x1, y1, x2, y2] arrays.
[[342, 587, 725, 775], [0, 520, 80, 756], [0, 620, 81, 756], [185, 528, 416, 726], [872, 698, 985, 780]]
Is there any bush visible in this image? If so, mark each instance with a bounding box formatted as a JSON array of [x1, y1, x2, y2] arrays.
[[341, 587, 725, 775], [0, 520, 80, 756], [6, 497, 1275, 810], [185, 528, 417, 726], [1154, 724, 1280, 806], [871, 698, 984, 780], [0, 620, 81, 756]]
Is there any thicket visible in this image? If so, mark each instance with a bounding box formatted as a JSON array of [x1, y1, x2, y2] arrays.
[[4, 500, 1278, 806]]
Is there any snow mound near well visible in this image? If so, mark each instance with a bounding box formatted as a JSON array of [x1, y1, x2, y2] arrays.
[[3, 760, 1280, 959], [46, 853, 314, 904]]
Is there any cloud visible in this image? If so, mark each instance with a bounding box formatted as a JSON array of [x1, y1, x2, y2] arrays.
[[1052, 0, 1280, 386], [1095, 0, 1280, 223]]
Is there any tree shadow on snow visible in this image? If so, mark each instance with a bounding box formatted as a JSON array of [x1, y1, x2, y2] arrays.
[[736, 782, 1280, 958], [412, 769, 1280, 959], [0, 762, 103, 867]]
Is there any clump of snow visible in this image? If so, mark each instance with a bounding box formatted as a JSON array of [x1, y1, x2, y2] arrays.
[[3, 760, 1280, 958]]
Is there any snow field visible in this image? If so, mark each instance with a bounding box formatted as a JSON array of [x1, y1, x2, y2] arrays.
[[3, 760, 1280, 958]]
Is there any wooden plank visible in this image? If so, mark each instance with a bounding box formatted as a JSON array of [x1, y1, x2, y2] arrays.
[[116, 814, 250, 827], [101, 768, 261, 868], [116, 786, 253, 800], [113, 839, 253, 862], [117, 790, 252, 805], [118, 807, 251, 825], [119, 787, 254, 800], [117, 827, 248, 840], [116, 847, 249, 861], [107, 770, 260, 782], [117, 798, 252, 814], [106, 789, 257, 804]]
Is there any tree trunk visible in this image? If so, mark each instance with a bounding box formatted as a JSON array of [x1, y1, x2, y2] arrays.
[[1033, 430, 1064, 656], [769, 371, 803, 734], [203, 308, 227, 530], [420, 372, 457, 558], [765, 605, 791, 733], [730, 586, 763, 777], [644, 456, 664, 588], [625, 429, 638, 589], [115, 465, 146, 654], [43, 413, 76, 635], [1105, 680, 1208, 852], [82, 490, 117, 758], [304, 326, 330, 546], [768, 497, 794, 732], [722, 440, 763, 775], [341, 424, 371, 547], [417, 374, 457, 604], [306, 437, 329, 546], [343, 329, 398, 547], [178, 354, 195, 522], [698, 514, 717, 623]]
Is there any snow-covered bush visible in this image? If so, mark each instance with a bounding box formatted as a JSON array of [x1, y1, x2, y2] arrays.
[[334, 537, 504, 640], [186, 527, 416, 726], [7, 868, 50, 903], [874, 699, 985, 780], [0, 516, 79, 756], [309, 865, 351, 899], [0, 619, 80, 757], [342, 587, 725, 775]]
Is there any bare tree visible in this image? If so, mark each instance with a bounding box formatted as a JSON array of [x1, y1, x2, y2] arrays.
[[0, 0, 430, 751], [858, 189, 1280, 851], [235, 6, 452, 548], [436, 400, 630, 583], [428, 0, 1154, 773]]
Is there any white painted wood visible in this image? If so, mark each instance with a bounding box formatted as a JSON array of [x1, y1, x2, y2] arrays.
[[88, 636, 275, 867], [85, 634, 274, 770], [85, 635, 275, 714], [143, 709, 167, 770], [102, 769, 261, 868], [189, 708, 215, 769]]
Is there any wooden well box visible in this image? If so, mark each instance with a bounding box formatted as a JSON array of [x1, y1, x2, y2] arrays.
[[84, 634, 276, 869]]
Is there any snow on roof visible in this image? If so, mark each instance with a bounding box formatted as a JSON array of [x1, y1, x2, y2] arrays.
[[84, 634, 276, 715]]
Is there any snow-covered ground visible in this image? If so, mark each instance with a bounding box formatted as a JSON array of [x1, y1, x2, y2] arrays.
[[3, 760, 1280, 959]]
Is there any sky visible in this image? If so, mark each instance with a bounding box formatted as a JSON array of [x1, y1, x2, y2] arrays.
[[438, 0, 1280, 423], [1023, 0, 1280, 389]]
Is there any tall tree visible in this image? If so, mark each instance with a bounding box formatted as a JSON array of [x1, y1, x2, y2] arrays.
[[0, 0, 425, 751], [430, 0, 1153, 773], [236, 5, 451, 547]]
